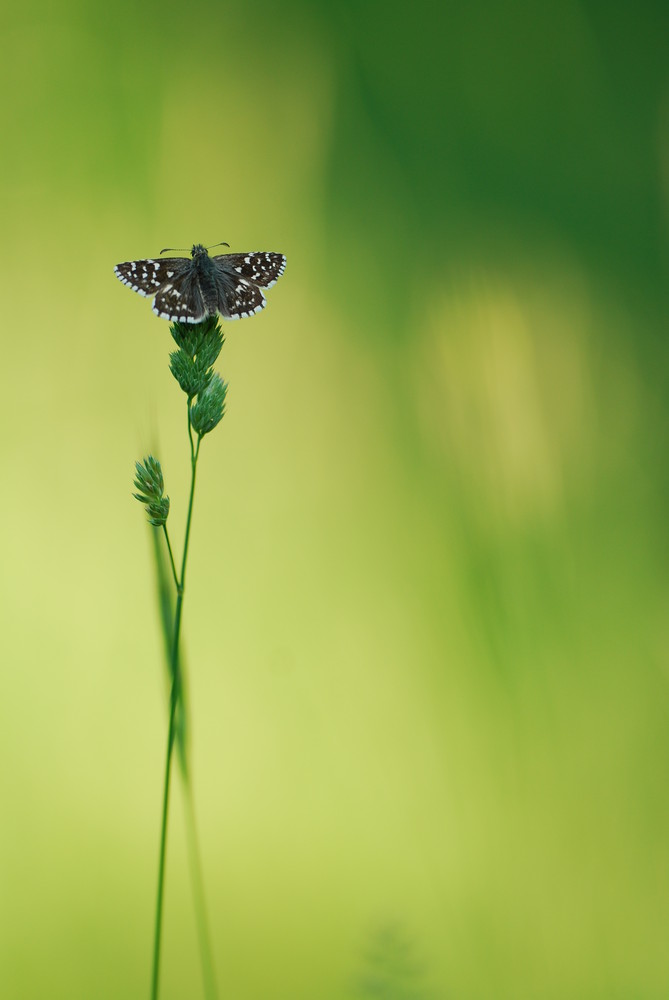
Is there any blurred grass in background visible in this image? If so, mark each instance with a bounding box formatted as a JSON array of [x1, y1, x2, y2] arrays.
[[0, 1, 668, 997]]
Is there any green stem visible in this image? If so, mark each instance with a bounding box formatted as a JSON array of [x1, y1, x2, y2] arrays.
[[183, 775, 219, 1000], [150, 401, 202, 1000], [150, 639, 180, 1000], [162, 525, 179, 591]]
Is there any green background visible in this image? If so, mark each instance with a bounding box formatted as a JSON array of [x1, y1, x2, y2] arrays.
[[1, 1, 668, 997]]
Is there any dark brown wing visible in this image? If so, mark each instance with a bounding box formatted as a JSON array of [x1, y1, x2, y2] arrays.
[[152, 270, 207, 324], [114, 257, 190, 297], [212, 252, 286, 289]]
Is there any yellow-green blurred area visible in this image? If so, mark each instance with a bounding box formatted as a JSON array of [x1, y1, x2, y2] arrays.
[[1, 0, 668, 996]]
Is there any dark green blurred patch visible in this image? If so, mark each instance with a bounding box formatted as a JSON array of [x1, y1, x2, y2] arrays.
[[354, 924, 433, 999], [307, 1, 669, 339]]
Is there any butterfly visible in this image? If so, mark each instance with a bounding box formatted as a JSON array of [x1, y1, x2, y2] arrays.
[[114, 243, 286, 323]]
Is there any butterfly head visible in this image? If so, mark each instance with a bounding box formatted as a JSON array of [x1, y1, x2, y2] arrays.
[[191, 244, 209, 258]]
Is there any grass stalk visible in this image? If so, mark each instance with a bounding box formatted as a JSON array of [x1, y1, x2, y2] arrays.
[[150, 400, 201, 1000], [135, 317, 227, 1000]]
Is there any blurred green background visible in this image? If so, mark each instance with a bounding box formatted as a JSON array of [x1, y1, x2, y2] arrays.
[[1, 1, 668, 997]]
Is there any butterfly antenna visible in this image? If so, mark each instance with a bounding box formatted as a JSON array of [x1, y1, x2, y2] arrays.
[[160, 246, 189, 254], [206, 241, 230, 250]]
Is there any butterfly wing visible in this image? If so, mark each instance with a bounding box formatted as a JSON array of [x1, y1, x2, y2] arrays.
[[212, 252, 286, 289], [114, 257, 207, 323], [114, 258, 187, 297], [211, 252, 286, 320], [152, 270, 207, 323], [217, 279, 267, 321]]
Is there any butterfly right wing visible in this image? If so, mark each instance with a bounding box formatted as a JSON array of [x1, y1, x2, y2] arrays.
[[213, 252, 286, 288], [210, 251, 286, 320]]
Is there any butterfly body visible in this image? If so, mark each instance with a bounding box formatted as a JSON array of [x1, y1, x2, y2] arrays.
[[114, 244, 286, 323]]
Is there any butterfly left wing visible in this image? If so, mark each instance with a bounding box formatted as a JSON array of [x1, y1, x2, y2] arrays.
[[114, 256, 207, 323], [114, 258, 188, 297], [152, 270, 207, 323]]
